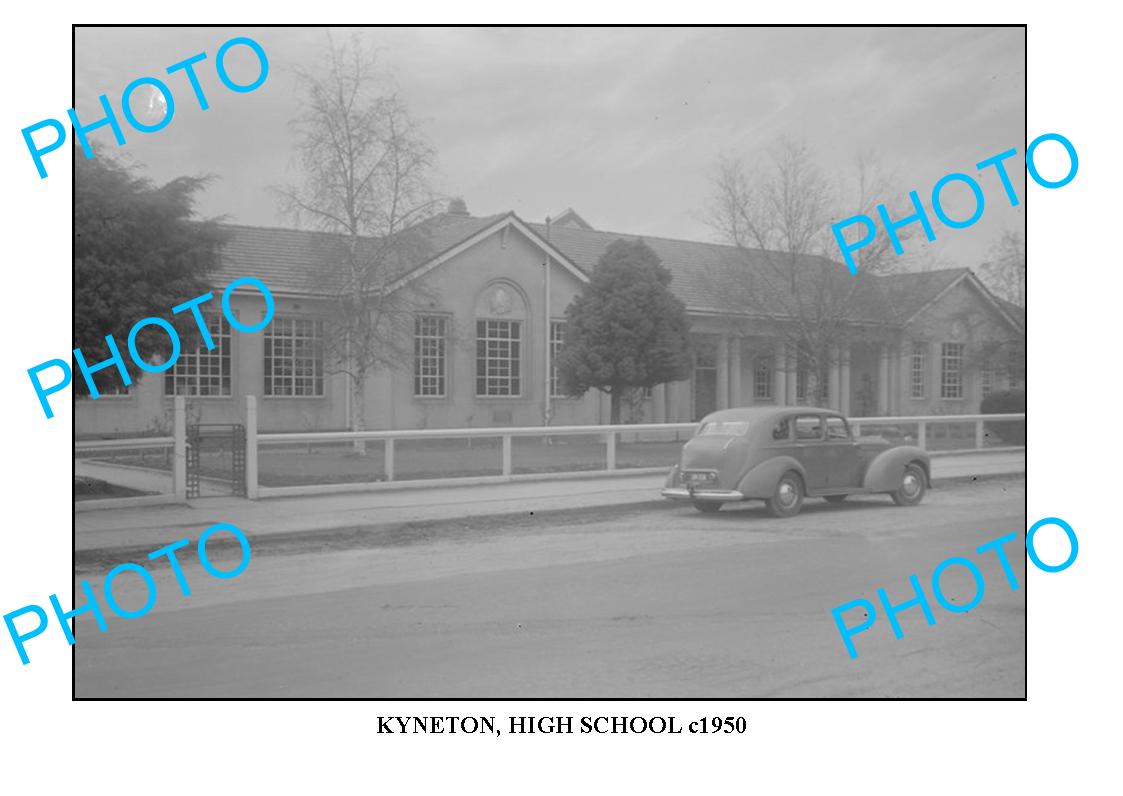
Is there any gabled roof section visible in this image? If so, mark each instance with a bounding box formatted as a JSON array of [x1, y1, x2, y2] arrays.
[[550, 207, 594, 230], [211, 214, 1023, 332], [526, 222, 893, 322], [867, 268, 972, 324], [997, 297, 1026, 329], [387, 212, 590, 292], [211, 213, 508, 296], [889, 268, 1024, 331]]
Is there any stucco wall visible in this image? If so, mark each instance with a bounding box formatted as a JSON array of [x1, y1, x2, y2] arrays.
[[74, 231, 1022, 437], [896, 278, 1023, 415]]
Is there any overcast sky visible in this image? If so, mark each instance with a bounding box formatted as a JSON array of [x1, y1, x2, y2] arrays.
[[74, 26, 1025, 270]]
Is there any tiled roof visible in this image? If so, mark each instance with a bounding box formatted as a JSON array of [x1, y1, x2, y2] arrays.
[[211, 213, 506, 296], [997, 297, 1026, 327], [528, 221, 973, 325], [211, 213, 995, 327]]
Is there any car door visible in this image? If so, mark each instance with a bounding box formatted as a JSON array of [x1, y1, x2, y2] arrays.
[[791, 413, 830, 491], [823, 415, 863, 488]]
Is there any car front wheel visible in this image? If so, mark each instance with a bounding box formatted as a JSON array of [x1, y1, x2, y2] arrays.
[[891, 463, 926, 506], [767, 472, 804, 518]]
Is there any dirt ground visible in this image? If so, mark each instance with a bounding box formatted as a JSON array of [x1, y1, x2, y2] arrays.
[[75, 476, 1026, 698]]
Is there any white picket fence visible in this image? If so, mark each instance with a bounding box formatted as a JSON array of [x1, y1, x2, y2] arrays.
[[75, 395, 1025, 507]]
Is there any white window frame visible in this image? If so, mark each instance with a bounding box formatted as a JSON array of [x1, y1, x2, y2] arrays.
[[549, 320, 566, 398], [753, 356, 773, 400], [476, 319, 522, 397], [165, 313, 233, 398], [910, 342, 927, 400], [265, 316, 325, 398], [414, 314, 449, 398], [940, 342, 965, 400]]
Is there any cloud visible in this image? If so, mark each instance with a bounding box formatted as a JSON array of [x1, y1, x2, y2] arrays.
[[74, 26, 1025, 267]]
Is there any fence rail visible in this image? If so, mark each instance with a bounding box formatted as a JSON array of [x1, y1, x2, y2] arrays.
[[75, 436, 174, 452], [75, 398, 1025, 508]]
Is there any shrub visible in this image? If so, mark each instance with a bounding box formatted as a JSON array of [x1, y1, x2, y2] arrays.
[[981, 389, 1025, 445]]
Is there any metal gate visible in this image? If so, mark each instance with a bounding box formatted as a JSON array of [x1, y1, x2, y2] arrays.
[[186, 423, 246, 498]]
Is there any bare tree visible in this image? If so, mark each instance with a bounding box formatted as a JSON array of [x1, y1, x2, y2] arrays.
[[706, 139, 917, 406], [277, 34, 441, 450], [978, 228, 1025, 307]]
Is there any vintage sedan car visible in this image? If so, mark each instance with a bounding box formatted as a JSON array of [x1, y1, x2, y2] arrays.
[[661, 407, 930, 517]]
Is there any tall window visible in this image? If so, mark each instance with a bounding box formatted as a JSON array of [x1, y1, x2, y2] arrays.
[[476, 320, 521, 396], [265, 318, 324, 397], [981, 367, 997, 398], [549, 321, 566, 397], [940, 342, 965, 399], [980, 345, 1000, 398], [753, 356, 773, 400], [165, 314, 232, 397], [910, 342, 927, 400], [414, 315, 448, 397]]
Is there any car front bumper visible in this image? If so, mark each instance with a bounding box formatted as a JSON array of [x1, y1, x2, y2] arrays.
[[661, 487, 745, 502]]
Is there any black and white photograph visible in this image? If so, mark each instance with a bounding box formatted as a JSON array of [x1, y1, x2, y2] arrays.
[[70, 25, 1026, 698]]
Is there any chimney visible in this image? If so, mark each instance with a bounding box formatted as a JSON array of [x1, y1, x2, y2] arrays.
[[448, 197, 469, 216]]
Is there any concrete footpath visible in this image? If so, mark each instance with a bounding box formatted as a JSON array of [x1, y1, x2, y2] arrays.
[[75, 450, 1025, 553]]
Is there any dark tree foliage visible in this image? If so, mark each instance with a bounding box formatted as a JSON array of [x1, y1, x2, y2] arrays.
[[556, 239, 692, 423], [980, 388, 1026, 445], [74, 149, 227, 395]]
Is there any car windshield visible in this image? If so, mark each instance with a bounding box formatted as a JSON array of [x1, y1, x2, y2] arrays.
[[697, 421, 750, 437]]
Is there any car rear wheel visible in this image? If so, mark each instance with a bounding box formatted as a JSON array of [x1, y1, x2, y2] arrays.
[[693, 500, 722, 513], [891, 463, 926, 506], [767, 472, 804, 518], [824, 495, 847, 504]]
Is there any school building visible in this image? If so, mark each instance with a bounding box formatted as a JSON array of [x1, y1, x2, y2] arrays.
[[75, 202, 1026, 436]]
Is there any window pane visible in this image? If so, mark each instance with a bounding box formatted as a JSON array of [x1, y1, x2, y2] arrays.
[[911, 342, 926, 400], [940, 342, 964, 400], [476, 319, 521, 396], [754, 356, 773, 400], [414, 315, 447, 397], [261, 316, 324, 398], [826, 417, 850, 440], [166, 314, 233, 397], [550, 321, 566, 397], [795, 415, 822, 440]]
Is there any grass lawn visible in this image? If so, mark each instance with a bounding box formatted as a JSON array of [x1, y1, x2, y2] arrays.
[[75, 476, 155, 501]]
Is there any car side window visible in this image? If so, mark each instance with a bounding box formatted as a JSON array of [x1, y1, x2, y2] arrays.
[[772, 418, 791, 441], [794, 415, 823, 441], [826, 417, 851, 441]]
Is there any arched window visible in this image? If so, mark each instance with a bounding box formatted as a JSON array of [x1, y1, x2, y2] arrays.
[[474, 281, 527, 398]]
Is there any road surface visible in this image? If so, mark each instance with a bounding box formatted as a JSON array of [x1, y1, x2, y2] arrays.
[[75, 476, 1026, 698]]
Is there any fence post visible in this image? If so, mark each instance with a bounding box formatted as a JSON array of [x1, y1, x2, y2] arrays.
[[245, 395, 258, 499], [384, 438, 395, 482], [502, 435, 512, 476], [917, 421, 927, 450], [975, 419, 985, 450], [173, 396, 187, 502], [606, 430, 616, 471], [852, 422, 862, 438]]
